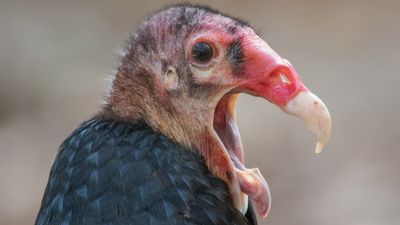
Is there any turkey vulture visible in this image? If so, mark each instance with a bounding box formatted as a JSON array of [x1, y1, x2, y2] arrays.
[[35, 4, 331, 225]]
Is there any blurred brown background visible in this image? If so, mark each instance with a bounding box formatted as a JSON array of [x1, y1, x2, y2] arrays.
[[1, 0, 399, 224]]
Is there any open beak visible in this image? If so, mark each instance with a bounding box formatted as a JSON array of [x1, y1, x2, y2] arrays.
[[220, 33, 332, 217], [241, 34, 332, 154]]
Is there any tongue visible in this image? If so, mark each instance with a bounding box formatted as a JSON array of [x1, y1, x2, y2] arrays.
[[232, 154, 271, 218]]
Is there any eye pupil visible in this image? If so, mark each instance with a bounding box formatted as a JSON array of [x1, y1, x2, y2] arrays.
[[192, 42, 213, 63]]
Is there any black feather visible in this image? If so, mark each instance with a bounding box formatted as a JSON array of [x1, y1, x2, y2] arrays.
[[35, 118, 256, 225]]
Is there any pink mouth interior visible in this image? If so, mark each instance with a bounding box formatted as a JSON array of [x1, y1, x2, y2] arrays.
[[213, 93, 245, 168], [213, 93, 271, 217]]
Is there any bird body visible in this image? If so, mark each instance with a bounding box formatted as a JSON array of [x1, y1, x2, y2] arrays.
[[35, 118, 255, 225]]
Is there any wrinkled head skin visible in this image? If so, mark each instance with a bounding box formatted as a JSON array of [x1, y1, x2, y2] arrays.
[[103, 4, 331, 219]]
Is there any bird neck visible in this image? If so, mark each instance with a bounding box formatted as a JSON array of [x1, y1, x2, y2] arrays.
[[102, 70, 214, 152], [102, 70, 241, 210]]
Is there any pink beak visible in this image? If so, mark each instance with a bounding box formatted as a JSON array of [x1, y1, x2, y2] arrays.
[[240, 34, 332, 154]]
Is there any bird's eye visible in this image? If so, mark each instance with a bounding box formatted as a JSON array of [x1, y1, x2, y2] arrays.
[[191, 42, 214, 63]]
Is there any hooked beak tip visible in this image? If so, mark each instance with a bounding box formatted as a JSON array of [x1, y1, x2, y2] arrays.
[[283, 91, 332, 153], [315, 142, 324, 154]]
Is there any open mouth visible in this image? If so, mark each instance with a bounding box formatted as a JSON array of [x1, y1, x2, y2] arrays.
[[211, 66, 332, 218], [213, 92, 271, 217], [213, 93, 244, 169], [207, 33, 332, 216], [211, 68, 292, 217]]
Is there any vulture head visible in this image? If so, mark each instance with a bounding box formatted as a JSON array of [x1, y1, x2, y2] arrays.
[[103, 5, 331, 218]]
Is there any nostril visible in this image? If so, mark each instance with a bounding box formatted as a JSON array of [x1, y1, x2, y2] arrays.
[[279, 73, 291, 84]]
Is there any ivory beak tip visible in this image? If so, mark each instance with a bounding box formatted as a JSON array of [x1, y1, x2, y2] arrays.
[[315, 142, 323, 154], [283, 91, 332, 154]]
